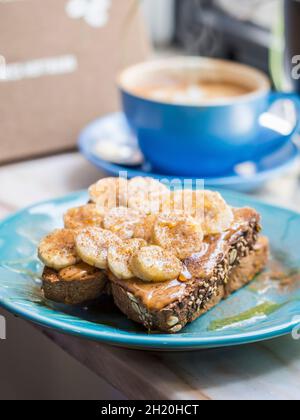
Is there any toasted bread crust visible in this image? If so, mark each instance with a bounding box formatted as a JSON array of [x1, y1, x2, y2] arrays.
[[40, 206, 268, 333], [42, 265, 107, 305], [111, 237, 269, 332], [110, 208, 266, 333]]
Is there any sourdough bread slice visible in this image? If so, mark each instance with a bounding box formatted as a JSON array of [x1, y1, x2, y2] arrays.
[[110, 208, 267, 333]]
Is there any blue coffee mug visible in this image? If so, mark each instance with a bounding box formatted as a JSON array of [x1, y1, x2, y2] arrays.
[[119, 57, 300, 177]]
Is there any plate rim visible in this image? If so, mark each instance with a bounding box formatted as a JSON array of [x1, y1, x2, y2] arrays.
[[0, 190, 300, 350]]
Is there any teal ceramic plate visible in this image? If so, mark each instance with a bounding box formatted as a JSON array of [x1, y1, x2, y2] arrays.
[[0, 190, 300, 351]]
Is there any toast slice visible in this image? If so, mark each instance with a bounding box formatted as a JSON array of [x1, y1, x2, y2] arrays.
[[42, 263, 107, 305], [110, 208, 268, 333], [195, 236, 269, 318]]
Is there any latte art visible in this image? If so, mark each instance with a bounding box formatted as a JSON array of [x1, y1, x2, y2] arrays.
[[134, 81, 252, 105]]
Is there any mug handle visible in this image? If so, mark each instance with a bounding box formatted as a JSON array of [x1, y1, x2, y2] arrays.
[[264, 92, 300, 136]]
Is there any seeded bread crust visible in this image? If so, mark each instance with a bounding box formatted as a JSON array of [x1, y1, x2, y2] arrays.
[[110, 209, 267, 333], [196, 236, 269, 318], [111, 237, 268, 333], [42, 267, 108, 305]]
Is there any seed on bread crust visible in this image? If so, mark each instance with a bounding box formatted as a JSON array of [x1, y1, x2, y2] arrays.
[[229, 249, 238, 265], [127, 292, 139, 304], [167, 316, 180, 327], [169, 324, 183, 333]]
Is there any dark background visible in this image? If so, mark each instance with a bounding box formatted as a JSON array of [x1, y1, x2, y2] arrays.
[[174, 0, 273, 74]]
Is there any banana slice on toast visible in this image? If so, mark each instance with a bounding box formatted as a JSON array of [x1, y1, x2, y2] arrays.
[[202, 190, 234, 235], [133, 213, 157, 242], [168, 190, 204, 217], [89, 177, 128, 213], [103, 207, 142, 240], [128, 177, 169, 214], [130, 245, 182, 283], [153, 214, 204, 260], [64, 204, 103, 230], [76, 227, 121, 269], [38, 229, 80, 270], [167, 190, 233, 235], [108, 238, 147, 280]]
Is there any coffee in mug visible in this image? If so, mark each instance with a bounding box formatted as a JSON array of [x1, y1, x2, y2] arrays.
[[133, 80, 253, 105]]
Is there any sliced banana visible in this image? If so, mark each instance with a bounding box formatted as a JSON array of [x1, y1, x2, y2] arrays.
[[165, 189, 204, 218], [103, 207, 143, 240], [130, 245, 182, 283], [75, 227, 121, 269], [64, 204, 103, 230], [202, 190, 234, 235], [89, 177, 128, 214], [38, 229, 80, 270], [108, 238, 147, 280], [166, 189, 233, 235], [153, 214, 204, 260], [133, 213, 157, 242], [128, 177, 170, 214]]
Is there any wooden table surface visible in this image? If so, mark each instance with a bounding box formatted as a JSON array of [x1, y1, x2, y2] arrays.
[[1, 152, 300, 400]]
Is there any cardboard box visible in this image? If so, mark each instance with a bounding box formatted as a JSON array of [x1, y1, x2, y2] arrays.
[[0, 0, 150, 163]]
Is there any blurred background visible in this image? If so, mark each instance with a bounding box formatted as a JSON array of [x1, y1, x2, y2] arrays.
[[143, 0, 298, 93], [144, 0, 277, 72], [0, 0, 299, 400], [0, 0, 297, 164]]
